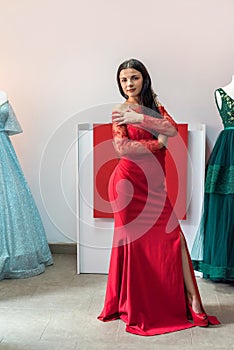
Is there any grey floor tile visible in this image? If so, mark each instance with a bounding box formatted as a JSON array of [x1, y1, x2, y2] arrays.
[[191, 324, 234, 347], [0, 254, 233, 349], [0, 340, 78, 350], [154, 346, 232, 350], [0, 309, 53, 341], [83, 317, 119, 342], [0, 285, 38, 308], [40, 310, 88, 341], [29, 284, 94, 311], [77, 339, 154, 350]]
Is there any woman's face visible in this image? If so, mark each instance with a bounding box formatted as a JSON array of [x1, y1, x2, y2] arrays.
[[119, 68, 143, 101]]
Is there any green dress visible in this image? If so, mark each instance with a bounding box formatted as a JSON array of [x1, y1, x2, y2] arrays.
[[192, 88, 234, 281]]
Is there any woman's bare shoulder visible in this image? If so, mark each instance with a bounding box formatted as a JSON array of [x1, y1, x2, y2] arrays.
[[112, 103, 128, 112]]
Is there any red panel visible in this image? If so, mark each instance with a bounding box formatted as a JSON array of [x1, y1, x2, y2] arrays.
[[93, 124, 118, 218], [93, 123, 188, 219], [165, 124, 188, 220]]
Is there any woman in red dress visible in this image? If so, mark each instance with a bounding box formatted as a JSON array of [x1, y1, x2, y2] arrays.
[[98, 58, 220, 336]]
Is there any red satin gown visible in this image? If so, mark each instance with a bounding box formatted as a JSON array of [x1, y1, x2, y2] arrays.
[[98, 106, 219, 336]]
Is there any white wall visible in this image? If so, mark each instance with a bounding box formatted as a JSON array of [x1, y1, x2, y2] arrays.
[[0, 0, 233, 243]]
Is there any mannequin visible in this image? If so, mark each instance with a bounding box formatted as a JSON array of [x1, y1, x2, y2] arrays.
[[192, 74, 234, 282], [216, 74, 234, 108], [0, 94, 53, 279], [0, 90, 8, 105]]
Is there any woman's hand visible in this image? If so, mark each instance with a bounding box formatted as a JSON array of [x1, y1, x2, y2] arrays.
[[112, 106, 144, 125], [157, 134, 168, 148]]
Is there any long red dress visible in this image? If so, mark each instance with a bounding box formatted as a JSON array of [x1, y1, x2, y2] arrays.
[[98, 106, 219, 336]]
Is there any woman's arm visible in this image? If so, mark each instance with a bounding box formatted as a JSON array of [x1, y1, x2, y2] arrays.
[[141, 106, 178, 136], [112, 122, 165, 157], [112, 105, 178, 137]]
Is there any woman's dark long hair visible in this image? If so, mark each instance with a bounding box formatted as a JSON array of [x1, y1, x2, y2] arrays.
[[116, 58, 160, 114]]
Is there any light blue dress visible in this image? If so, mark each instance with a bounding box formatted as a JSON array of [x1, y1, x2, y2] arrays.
[[0, 101, 53, 280]]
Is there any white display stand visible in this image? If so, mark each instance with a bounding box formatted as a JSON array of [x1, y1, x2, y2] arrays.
[[76, 123, 206, 274]]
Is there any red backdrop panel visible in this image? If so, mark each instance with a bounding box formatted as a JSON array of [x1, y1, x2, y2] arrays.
[[93, 123, 188, 220]]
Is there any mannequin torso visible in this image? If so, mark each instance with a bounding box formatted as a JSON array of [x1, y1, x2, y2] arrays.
[[216, 75, 234, 108], [0, 90, 8, 106]]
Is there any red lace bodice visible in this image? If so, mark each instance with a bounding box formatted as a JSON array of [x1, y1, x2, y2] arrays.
[[112, 105, 178, 156]]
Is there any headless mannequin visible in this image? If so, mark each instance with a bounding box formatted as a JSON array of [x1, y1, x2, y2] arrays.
[[0, 90, 8, 106], [216, 75, 234, 108]]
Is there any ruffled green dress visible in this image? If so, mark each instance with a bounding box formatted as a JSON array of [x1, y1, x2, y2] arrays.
[[192, 88, 234, 281]]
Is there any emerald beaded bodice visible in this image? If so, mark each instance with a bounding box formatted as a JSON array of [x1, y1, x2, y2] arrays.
[[215, 88, 234, 129]]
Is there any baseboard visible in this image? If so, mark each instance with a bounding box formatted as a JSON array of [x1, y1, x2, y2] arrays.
[[49, 243, 77, 255]]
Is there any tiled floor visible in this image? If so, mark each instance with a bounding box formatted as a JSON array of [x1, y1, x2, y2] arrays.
[[0, 254, 233, 350]]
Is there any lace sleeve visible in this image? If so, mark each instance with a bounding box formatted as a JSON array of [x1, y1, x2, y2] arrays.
[[112, 122, 164, 156], [140, 105, 178, 136]]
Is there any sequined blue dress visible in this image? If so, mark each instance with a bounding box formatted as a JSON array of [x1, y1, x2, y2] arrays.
[[0, 101, 53, 280]]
